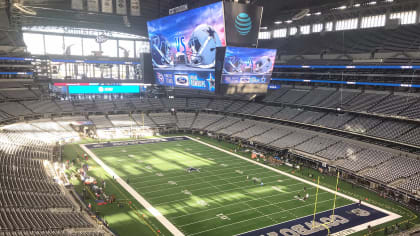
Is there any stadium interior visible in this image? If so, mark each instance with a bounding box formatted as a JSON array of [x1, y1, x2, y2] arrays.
[[1, 0, 420, 235]]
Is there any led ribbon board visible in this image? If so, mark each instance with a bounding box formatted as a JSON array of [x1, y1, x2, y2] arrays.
[[68, 85, 140, 94]]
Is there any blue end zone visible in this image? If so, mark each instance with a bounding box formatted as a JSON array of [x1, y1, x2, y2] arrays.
[[85, 136, 190, 149], [238, 203, 389, 236]]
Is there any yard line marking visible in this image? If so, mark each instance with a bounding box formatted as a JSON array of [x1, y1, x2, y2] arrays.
[[154, 181, 307, 206], [140, 173, 284, 196], [169, 186, 318, 219], [178, 191, 331, 227], [127, 159, 263, 181], [132, 169, 290, 191], [129, 163, 265, 183], [81, 144, 185, 236], [187, 197, 336, 234]]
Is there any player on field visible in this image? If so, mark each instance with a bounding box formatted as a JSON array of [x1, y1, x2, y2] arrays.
[[186, 167, 200, 173]]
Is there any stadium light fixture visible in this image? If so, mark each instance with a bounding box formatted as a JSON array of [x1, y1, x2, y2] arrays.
[[260, 26, 268, 30], [384, 0, 393, 2], [368, 1, 377, 5], [314, 12, 322, 15], [286, 20, 293, 23], [306, 13, 311, 16], [354, 3, 361, 7], [274, 21, 283, 24]]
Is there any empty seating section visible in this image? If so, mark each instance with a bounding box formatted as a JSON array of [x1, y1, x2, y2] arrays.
[[399, 100, 420, 120], [148, 98, 165, 110], [89, 116, 113, 129], [250, 127, 293, 145], [239, 103, 265, 115], [364, 157, 420, 183], [149, 113, 176, 125], [29, 120, 79, 141], [257, 105, 283, 117], [22, 101, 60, 114], [336, 149, 395, 172], [396, 127, 420, 147], [0, 190, 72, 209], [294, 136, 337, 154], [206, 117, 240, 132], [0, 209, 91, 231], [0, 102, 32, 116], [108, 114, 136, 127], [0, 124, 100, 234], [113, 100, 132, 111], [398, 175, 420, 192], [94, 100, 115, 112], [207, 99, 233, 111], [314, 113, 354, 129], [225, 101, 248, 112], [54, 116, 86, 132], [295, 88, 335, 106], [366, 120, 415, 140], [132, 113, 156, 127], [176, 112, 196, 129], [263, 87, 291, 102], [163, 98, 187, 109], [270, 131, 314, 149], [275, 89, 309, 104], [130, 98, 154, 110], [0, 110, 14, 122], [218, 119, 256, 135], [343, 92, 389, 112], [291, 110, 326, 124], [272, 107, 302, 120], [55, 101, 75, 112], [233, 122, 274, 139], [187, 98, 211, 110], [191, 113, 224, 130], [0, 89, 38, 100], [317, 142, 363, 160], [341, 116, 382, 134], [368, 94, 417, 116], [317, 90, 360, 108]]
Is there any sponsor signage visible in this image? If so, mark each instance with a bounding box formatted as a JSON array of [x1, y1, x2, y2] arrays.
[[68, 85, 140, 94]]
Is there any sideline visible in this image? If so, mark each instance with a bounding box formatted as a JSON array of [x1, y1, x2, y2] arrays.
[[80, 144, 185, 236]]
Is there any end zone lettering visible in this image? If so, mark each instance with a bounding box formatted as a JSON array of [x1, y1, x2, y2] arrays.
[[238, 203, 389, 236]]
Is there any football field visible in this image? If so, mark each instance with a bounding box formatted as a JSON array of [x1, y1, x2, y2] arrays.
[[82, 137, 396, 236]]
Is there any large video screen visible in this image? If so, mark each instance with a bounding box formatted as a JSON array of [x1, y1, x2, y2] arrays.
[[222, 46, 276, 84], [147, 2, 226, 92]]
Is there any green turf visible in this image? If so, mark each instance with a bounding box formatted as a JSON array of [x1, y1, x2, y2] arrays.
[[89, 138, 353, 236]]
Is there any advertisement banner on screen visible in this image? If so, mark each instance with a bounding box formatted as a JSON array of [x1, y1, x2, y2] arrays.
[[68, 85, 140, 94], [147, 2, 225, 92], [221, 46, 276, 84]]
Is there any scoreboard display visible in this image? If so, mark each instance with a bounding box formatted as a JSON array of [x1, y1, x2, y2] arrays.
[[222, 46, 276, 84], [218, 46, 277, 95], [147, 2, 226, 92]]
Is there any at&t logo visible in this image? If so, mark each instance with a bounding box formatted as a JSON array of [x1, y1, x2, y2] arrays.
[[235, 13, 252, 36]]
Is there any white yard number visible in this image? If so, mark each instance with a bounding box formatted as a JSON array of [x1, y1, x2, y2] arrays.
[[216, 213, 230, 220]]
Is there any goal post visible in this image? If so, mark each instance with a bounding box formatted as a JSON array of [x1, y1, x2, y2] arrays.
[[312, 172, 341, 235]]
